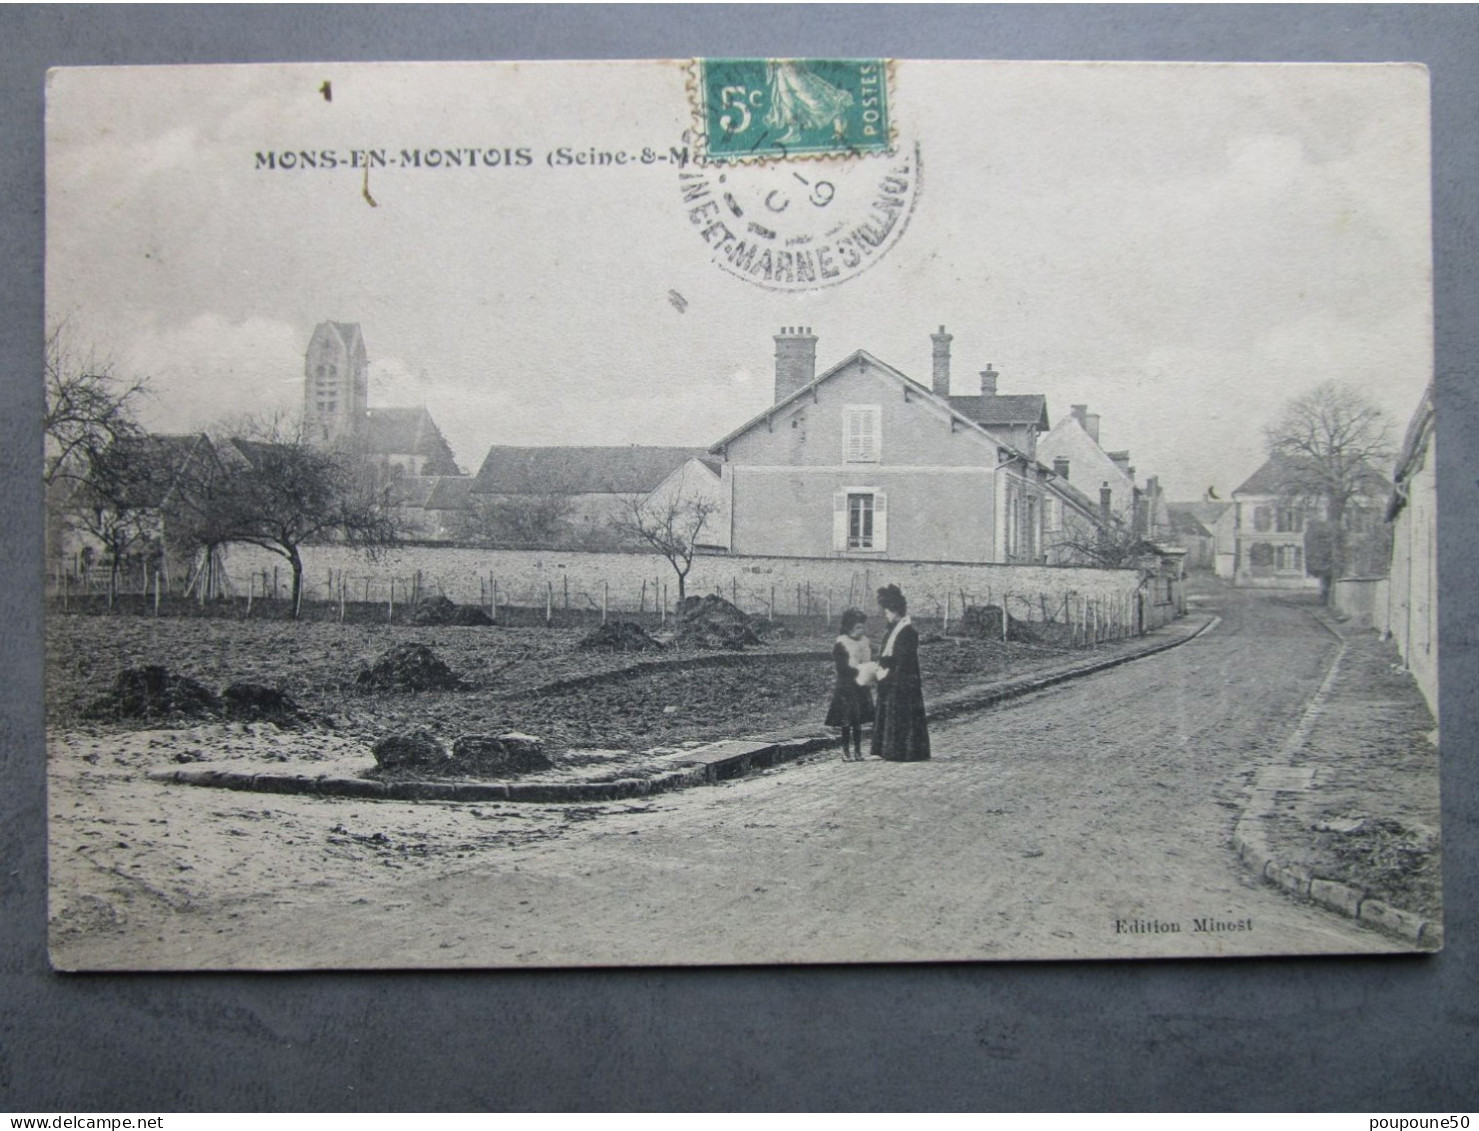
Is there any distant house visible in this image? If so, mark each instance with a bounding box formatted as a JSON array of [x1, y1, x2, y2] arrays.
[[1229, 457, 1320, 589], [708, 327, 1062, 564], [642, 456, 729, 551], [56, 432, 222, 589], [1036, 404, 1137, 530], [1384, 385, 1437, 723], [1165, 501, 1233, 572], [1230, 456, 1389, 590], [468, 444, 708, 548], [379, 474, 474, 541]]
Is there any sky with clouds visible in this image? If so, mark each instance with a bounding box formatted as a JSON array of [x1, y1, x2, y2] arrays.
[[46, 60, 1432, 498]]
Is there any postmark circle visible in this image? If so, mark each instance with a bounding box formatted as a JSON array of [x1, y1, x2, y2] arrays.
[[677, 142, 921, 292]]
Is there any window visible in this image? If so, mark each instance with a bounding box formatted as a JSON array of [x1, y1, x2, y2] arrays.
[[833, 489, 887, 552], [1276, 508, 1304, 533], [1044, 495, 1062, 533], [843, 405, 881, 463], [848, 494, 874, 549], [1005, 487, 1018, 557], [1276, 544, 1303, 572], [1253, 505, 1273, 532]]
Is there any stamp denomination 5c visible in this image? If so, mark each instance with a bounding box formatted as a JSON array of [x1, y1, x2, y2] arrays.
[[695, 58, 893, 163]]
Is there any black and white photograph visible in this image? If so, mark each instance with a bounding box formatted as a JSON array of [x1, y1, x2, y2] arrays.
[[43, 58, 1439, 970]]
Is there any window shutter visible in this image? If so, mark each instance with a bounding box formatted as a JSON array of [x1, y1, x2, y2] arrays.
[[873, 491, 888, 550], [843, 406, 880, 463], [833, 491, 848, 551]]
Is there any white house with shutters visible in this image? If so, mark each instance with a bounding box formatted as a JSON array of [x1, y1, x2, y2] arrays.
[[707, 328, 1079, 564]]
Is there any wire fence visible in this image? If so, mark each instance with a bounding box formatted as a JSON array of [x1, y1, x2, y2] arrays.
[[48, 555, 1181, 642]]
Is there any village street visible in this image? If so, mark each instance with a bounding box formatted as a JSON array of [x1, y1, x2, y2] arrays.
[[52, 583, 1408, 969]]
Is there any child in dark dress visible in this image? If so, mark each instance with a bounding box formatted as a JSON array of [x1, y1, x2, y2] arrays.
[[825, 607, 876, 761]]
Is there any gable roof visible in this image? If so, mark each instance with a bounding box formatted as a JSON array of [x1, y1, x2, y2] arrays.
[[219, 436, 286, 471], [1164, 504, 1216, 538], [111, 433, 218, 509], [1232, 456, 1289, 496], [710, 349, 1025, 461], [1168, 501, 1231, 528], [364, 407, 460, 474], [946, 393, 1049, 430], [471, 446, 708, 495], [423, 475, 475, 511]]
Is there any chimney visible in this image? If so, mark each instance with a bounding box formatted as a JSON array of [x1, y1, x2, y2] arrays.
[[931, 325, 952, 397], [1084, 413, 1101, 444], [773, 326, 818, 403], [1070, 404, 1088, 429], [1100, 482, 1113, 527], [1053, 457, 1070, 480], [1108, 451, 1132, 478], [979, 364, 999, 397]]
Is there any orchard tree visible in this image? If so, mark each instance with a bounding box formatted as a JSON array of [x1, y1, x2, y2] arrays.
[[43, 320, 150, 488], [213, 417, 404, 616], [612, 490, 721, 615]]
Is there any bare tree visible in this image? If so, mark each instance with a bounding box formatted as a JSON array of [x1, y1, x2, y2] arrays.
[[43, 320, 150, 488], [1048, 512, 1150, 569], [62, 439, 158, 599], [612, 490, 720, 613], [1264, 381, 1394, 594], [212, 415, 404, 616]]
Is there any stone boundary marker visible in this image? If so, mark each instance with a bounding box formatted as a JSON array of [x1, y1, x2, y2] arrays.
[[150, 614, 1215, 805], [1230, 610, 1443, 950]]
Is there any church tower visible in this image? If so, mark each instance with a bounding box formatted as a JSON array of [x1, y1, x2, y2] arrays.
[[304, 322, 369, 447]]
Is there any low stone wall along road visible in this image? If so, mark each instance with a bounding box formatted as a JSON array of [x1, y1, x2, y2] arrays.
[[51, 587, 1406, 968]]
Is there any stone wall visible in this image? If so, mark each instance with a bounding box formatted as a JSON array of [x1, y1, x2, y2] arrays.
[[221, 543, 1146, 626]]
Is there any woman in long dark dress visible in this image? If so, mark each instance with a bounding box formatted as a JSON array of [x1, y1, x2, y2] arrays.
[[870, 584, 931, 762], [824, 607, 875, 761]]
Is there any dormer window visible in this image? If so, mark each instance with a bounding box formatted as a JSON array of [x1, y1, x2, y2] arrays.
[[843, 405, 881, 463]]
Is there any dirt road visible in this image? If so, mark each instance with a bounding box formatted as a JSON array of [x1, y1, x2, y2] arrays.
[[50, 588, 1402, 968]]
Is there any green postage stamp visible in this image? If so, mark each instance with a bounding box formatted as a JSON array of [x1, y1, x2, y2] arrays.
[[696, 58, 893, 162]]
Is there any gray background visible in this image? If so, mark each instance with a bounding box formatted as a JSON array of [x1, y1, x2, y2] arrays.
[[2, 4, 1475, 1111]]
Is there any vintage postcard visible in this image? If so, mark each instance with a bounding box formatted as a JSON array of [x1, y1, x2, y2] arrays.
[[44, 60, 1438, 969]]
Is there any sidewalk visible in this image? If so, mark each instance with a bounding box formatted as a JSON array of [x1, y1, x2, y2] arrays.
[[1232, 610, 1443, 948], [150, 612, 1216, 804]]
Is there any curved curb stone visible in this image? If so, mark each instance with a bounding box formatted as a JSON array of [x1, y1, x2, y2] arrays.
[[1230, 608, 1442, 949], [149, 616, 1214, 806], [1233, 824, 1442, 949]]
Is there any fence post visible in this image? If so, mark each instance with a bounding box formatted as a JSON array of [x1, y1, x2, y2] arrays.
[[826, 587, 832, 624], [661, 582, 668, 627], [339, 572, 346, 623], [388, 578, 394, 623], [731, 578, 738, 608], [246, 573, 253, 617], [563, 575, 569, 610], [602, 580, 609, 624], [770, 584, 776, 619], [154, 570, 161, 616], [944, 590, 951, 634], [1002, 592, 1009, 642], [640, 579, 647, 614], [491, 579, 499, 624], [546, 581, 553, 627]]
